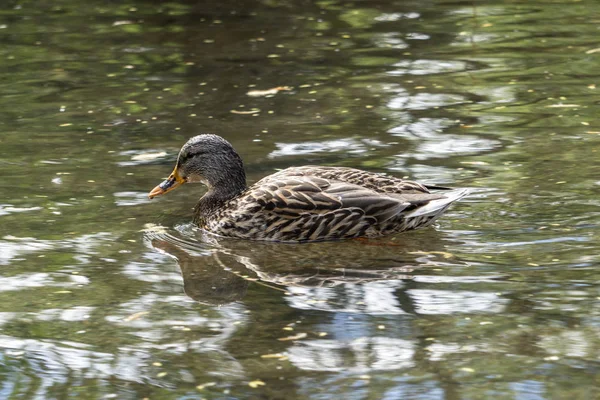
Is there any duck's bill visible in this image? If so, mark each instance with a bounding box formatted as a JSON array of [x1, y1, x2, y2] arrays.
[[148, 168, 185, 199]]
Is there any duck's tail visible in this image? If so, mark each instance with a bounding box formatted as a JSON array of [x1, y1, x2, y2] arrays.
[[404, 188, 469, 218]]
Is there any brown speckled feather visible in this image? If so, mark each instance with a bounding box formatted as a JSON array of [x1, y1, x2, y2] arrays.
[[200, 166, 466, 242], [262, 166, 431, 194]]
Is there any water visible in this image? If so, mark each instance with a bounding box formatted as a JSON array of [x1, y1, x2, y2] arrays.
[[1, 0, 599, 398]]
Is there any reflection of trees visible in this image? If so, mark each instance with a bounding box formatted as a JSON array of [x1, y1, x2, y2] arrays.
[[4, 222, 586, 399], [147, 222, 600, 398], [148, 228, 517, 395], [2, 0, 599, 398], [0, 231, 248, 397]]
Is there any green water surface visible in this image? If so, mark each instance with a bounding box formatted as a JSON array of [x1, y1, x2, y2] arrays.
[[1, 0, 599, 399]]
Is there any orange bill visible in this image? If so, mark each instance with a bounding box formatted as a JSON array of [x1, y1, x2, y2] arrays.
[[148, 167, 185, 199]]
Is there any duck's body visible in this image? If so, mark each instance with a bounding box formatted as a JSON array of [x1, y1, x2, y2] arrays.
[[196, 165, 466, 242], [149, 135, 467, 243]]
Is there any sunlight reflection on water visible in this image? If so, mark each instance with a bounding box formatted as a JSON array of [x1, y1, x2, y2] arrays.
[[1, 0, 599, 398]]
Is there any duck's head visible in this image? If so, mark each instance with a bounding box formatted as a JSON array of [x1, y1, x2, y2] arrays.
[[148, 134, 246, 199]]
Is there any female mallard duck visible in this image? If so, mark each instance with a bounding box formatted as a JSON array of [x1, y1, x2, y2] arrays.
[[148, 134, 467, 242]]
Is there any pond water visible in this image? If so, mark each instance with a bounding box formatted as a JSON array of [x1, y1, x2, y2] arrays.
[[1, 0, 599, 398]]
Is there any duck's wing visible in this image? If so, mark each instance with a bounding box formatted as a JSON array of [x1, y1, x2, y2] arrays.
[[262, 166, 433, 195], [247, 175, 452, 240], [251, 177, 409, 221]]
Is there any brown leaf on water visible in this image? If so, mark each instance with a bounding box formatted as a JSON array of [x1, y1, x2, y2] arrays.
[[113, 20, 135, 26], [544, 104, 580, 108], [248, 380, 266, 388], [260, 353, 286, 359], [246, 86, 292, 97], [278, 332, 307, 341], [230, 109, 261, 115], [196, 382, 217, 390], [408, 250, 455, 259], [124, 311, 149, 322], [131, 152, 166, 161], [460, 161, 489, 166]]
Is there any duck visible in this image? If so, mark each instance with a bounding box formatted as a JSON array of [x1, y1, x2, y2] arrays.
[[148, 134, 467, 242]]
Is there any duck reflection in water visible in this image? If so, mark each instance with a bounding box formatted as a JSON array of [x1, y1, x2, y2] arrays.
[[146, 225, 476, 313]]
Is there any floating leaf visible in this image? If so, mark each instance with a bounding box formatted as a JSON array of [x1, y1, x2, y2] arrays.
[[230, 109, 261, 115], [131, 152, 166, 161], [460, 161, 489, 166], [246, 86, 291, 97], [196, 382, 217, 390], [248, 380, 266, 388], [408, 250, 454, 259], [278, 332, 307, 341], [124, 311, 149, 322], [260, 353, 286, 359], [545, 104, 580, 108]]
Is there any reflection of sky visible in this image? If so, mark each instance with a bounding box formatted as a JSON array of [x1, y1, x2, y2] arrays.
[[0, 204, 41, 216], [286, 281, 408, 315], [113, 191, 152, 206], [453, 33, 498, 45], [387, 163, 461, 185], [36, 306, 95, 322], [388, 118, 500, 160], [0, 329, 244, 382], [509, 380, 546, 400], [407, 289, 507, 314], [0, 237, 53, 266], [283, 283, 508, 373], [287, 336, 415, 372], [0, 288, 247, 386], [285, 282, 507, 315], [388, 117, 453, 138], [0, 233, 248, 387], [371, 32, 408, 49], [413, 135, 499, 159], [388, 59, 468, 76], [388, 90, 466, 111], [116, 149, 168, 166], [539, 330, 591, 358], [269, 139, 367, 158], [0, 233, 112, 266], [382, 384, 444, 400], [375, 12, 420, 22]]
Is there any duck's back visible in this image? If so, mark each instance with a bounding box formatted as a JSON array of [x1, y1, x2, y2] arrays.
[[201, 166, 466, 242], [260, 166, 431, 195]]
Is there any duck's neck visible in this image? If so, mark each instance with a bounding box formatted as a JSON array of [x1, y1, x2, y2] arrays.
[[194, 166, 247, 222]]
